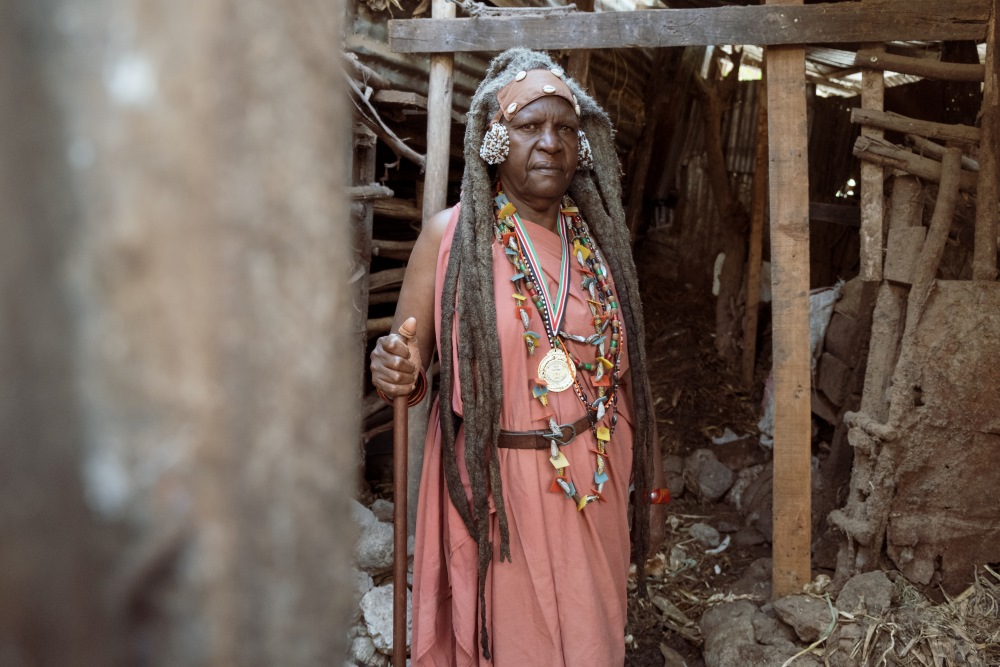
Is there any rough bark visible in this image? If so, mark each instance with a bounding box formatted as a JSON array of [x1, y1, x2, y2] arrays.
[[1, 1, 357, 664]]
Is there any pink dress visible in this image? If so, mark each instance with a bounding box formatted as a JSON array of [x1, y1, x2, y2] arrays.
[[412, 204, 635, 667]]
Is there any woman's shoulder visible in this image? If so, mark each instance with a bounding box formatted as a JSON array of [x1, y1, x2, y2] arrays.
[[420, 203, 463, 257], [424, 204, 458, 240]]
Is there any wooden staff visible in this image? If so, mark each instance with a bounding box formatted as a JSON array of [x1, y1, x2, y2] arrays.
[[393, 320, 416, 667]]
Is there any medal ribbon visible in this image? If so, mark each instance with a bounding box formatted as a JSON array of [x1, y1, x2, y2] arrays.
[[509, 211, 572, 341]]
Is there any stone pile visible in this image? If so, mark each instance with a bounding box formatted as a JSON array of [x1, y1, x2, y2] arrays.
[[698, 564, 896, 667], [349, 499, 412, 667]]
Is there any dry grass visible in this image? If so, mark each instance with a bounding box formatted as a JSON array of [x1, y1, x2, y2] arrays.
[[840, 566, 1000, 667]]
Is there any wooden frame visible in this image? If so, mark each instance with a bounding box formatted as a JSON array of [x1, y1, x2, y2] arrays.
[[388, 0, 993, 599], [389, 1, 988, 53]]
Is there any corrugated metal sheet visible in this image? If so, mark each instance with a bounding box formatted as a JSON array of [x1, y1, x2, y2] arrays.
[[723, 80, 759, 175]]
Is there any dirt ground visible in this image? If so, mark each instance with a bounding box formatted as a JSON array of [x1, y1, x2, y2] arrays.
[[625, 259, 766, 667]]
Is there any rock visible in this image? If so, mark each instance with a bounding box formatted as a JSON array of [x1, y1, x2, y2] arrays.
[[371, 499, 394, 523], [711, 435, 767, 470], [725, 464, 766, 511], [836, 570, 894, 615], [662, 453, 684, 475], [352, 568, 374, 606], [703, 601, 823, 667], [772, 594, 834, 643], [825, 622, 864, 667], [351, 499, 377, 528], [659, 643, 687, 667], [355, 519, 395, 574], [717, 520, 740, 533], [350, 636, 378, 665], [683, 449, 735, 501], [688, 522, 721, 548], [662, 453, 685, 498], [738, 468, 774, 541], [701, 601, 757, 657], [730, 557, 772, 600], [361, 584, 411, 654], [733, 526, 767, 547], [751, 609, 797, 647]]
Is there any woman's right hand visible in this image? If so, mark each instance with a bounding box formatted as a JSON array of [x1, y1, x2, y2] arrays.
[[370, 316, 422, 399]]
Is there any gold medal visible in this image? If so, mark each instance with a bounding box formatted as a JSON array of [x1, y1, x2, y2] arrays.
[[537, 348, 576, 392]]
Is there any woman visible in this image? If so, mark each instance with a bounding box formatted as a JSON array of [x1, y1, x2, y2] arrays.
[[370, 48, 664, 666]]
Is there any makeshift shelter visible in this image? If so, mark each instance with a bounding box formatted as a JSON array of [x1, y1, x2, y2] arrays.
[[348, 0, 998, 663]]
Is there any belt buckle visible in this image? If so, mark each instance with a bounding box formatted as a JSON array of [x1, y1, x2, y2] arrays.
[[542, 421, 577, 447]]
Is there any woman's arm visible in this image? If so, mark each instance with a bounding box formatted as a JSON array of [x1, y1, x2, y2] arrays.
[[369, 206, 453, 398]]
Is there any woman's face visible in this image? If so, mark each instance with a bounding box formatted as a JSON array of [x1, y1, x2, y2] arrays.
[[498, 96, 580, 205]]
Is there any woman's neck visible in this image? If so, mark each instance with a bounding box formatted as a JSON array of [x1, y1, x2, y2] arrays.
[[502, 189, 562, 233]]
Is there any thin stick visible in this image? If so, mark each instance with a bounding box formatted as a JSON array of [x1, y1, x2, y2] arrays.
[[393, 320, 416, 667]]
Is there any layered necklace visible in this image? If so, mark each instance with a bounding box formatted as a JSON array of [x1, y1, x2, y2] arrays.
[[494, 186, 623, 512]]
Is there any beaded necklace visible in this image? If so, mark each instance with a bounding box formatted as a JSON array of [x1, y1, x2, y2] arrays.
[[494, 187, 623, 512]]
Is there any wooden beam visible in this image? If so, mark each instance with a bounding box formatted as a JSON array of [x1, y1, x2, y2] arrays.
[[388, 1, 989, 53], [809, 202, 860, 228], [855, 48, 985, 82], [367, 316, 394, 337], [370, 267, 407, 292], [422, 0, 455, 221], [851, 108, 980, 146], [853, 135, 979, 192], [368, 290, 401, 306], [860, 176, 923, 421], [975, 6, 999, 281], [371, 239, 416, 260], [767, 0, 812, 599], [374, 198, 422, 221], [859, 49, 885, 282], [566, 0, 595, 86], [348, 184, 395, 201], [905, 134, 979, 172], [742, 77, 767, 388]]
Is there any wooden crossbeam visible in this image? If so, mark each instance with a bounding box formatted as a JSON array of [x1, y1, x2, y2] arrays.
[[389, 1, 989, 53], [855, 48, 985, 83]]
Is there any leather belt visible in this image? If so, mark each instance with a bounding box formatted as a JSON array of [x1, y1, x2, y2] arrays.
[[497, 414, 592, 450]]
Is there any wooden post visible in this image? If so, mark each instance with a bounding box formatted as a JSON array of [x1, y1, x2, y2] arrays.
[[423, 0, 455, 221], [975, 6, 999, 281], [766, 0, 812, 598], [743, 76, 768, 388], [566, 0, 595, 87], [354, 124, 378, 415], [860, 176, 924, 421], [405, 0, 455, 536], [859, 43, 885, 282], [884, 149, 963, 427]]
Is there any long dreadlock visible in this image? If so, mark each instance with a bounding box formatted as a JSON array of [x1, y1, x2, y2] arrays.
[[437, 48, 655, 659]]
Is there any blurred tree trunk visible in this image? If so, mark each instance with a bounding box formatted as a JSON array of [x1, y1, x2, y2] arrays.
[[0, 1, 356, 665]]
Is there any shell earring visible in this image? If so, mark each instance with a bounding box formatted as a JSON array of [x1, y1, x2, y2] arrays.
[[480, 123, 510, 165], [577, 130, 594, 171]]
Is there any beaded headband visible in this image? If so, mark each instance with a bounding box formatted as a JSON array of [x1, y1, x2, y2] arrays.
[[493, 67, 580, 123]]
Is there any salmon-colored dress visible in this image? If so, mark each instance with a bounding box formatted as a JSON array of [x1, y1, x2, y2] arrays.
[[412, 204, 635, 667]]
